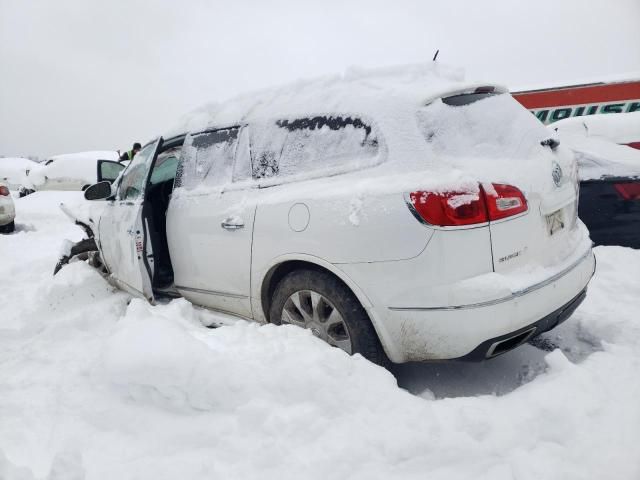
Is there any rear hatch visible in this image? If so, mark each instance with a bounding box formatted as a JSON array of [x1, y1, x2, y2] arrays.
[[416, 89, 586, 275]]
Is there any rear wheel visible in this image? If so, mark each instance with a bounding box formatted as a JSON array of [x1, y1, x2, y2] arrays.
[[0, 220, 15, 233], [269, 269, 388, 366]]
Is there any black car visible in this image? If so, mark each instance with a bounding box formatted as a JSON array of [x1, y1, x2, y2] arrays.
[[553, 114, 640, 249], [579, 175, 640, 248]]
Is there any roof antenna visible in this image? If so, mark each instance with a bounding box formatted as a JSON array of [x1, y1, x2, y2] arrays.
[[432, 49, 440, 61]]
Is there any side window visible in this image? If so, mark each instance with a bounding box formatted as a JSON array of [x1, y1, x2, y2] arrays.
[[250, 116, 379, 180], [117, 141, 158, 201], [98, 160, 125, 183], [175, 127, 239, 190], [149, 147, 181, 186]]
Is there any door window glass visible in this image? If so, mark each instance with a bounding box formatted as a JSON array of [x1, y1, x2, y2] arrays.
[[232, 128, 251, 183], [150, 147, 181, 185], [250, 116, 380, 181], [175, 127, 239, 190], [99, 161, 125, 183], [117, 141, 158, 201]]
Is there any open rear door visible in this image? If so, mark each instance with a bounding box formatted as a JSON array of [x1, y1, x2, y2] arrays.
[[98, 138, 162, 302]]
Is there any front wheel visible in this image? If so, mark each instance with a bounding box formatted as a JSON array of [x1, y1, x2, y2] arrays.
[[53, 238, 99, 275], [269, 269, 388, 366]]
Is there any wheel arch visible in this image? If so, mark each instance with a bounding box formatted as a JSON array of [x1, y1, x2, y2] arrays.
[[258, 255, 373, 324], [257, 255, 403, 362]]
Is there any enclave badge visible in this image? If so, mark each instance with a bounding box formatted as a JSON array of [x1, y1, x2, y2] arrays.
[[552, 161, 563, 187]]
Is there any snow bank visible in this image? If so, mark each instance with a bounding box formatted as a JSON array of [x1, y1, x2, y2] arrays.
[[1, 191, 640, 479]]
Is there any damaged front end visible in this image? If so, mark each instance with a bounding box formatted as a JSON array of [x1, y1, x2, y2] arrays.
[[54, 203, 106, 275]]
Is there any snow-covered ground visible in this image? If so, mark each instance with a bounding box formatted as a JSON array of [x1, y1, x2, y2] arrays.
[[1, 192, 639, 480]]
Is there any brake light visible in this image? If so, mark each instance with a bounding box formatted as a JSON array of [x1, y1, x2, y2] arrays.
[[409, 183, 527, 227], [614, 182, 640, 200], [409, 190, 488, 226], [0, 186, 9, 196], [484, 184, 528, 220]]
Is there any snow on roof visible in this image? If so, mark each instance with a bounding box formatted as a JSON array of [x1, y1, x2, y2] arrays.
[[552, 113, 640, 180], [0, 156, 37, 165], [561, 137, 640, 181], [165, 62, 505, 137], [49, 150, 118, 162], [26, 152, 117, 187], [552, 111, 640, 145], [0, 157, 37, 187]]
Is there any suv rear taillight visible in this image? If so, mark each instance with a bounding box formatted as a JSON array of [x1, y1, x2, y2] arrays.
[[0, 186, 9, 196], [409, 190, 488, 226], [484, 184, 528, 220], [408, 183, 527, 227], [614, 182, 640, 200]]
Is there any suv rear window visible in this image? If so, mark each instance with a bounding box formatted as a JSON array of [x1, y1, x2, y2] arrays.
[[441, 92, 498, 106], [250, 115, 380, 181], [417, 93, 550, 160]]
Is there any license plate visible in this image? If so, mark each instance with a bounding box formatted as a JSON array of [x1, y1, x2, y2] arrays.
[[546, 209, 565, 236]]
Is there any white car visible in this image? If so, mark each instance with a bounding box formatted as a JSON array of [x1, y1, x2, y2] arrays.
[[0, 182, 16, 233], [73, 67, 595, 365], [24, 151, 121, 192], [0, 157, 38, 190]]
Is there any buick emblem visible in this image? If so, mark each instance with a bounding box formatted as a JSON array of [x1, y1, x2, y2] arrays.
[[552, 162, 563, 187]]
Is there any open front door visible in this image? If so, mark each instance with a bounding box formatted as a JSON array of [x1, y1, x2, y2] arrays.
[[98, 138, 162, 302]]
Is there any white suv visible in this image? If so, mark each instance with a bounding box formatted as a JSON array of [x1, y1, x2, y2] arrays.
[[79, 69, 595, 365]]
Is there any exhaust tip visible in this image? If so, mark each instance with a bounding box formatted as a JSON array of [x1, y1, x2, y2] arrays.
[[486, 327, 537, 358]]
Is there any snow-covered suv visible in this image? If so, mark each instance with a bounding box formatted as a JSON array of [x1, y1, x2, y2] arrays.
[[76, 66, 595, 365]]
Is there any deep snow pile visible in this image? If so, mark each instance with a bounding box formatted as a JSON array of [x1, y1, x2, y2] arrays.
[[1, 192, 640, 480]]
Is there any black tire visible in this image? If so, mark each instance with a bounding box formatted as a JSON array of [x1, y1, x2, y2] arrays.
[[0, 220, 15, 233], [269, 269, 389, 366]]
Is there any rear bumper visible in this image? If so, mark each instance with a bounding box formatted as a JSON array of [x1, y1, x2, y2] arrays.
[[457, 287, 586, 361], [372, 247, 595, 363]]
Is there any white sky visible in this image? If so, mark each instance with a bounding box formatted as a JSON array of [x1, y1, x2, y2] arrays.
[[1, 0, 639, 158]]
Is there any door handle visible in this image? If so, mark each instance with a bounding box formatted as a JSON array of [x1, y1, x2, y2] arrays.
[[221, 217, 244, 230]]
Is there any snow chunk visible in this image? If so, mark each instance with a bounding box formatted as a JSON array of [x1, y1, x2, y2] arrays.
[[99, 299, 399, 412]]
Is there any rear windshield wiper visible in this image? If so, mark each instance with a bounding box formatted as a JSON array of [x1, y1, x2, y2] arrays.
[[541, 138, 560, 151]]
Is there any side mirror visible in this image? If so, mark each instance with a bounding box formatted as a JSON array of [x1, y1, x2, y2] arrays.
[[84, 181, 112, 201], [97, 159, 126, 183]]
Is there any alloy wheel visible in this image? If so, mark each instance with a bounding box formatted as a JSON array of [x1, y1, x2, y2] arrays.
[[281, 290, 353, 354]]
